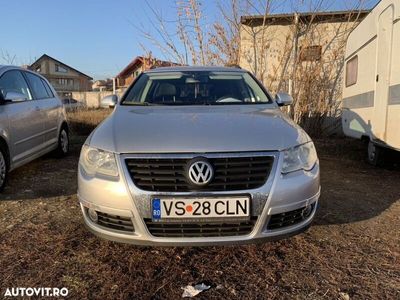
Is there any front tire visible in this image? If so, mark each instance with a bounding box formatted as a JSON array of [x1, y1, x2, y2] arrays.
[[55, 125, 70, 157], [0, 145, 9, 192]]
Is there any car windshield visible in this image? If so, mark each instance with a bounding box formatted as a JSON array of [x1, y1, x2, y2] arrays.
[[121, 71, 272, 105]]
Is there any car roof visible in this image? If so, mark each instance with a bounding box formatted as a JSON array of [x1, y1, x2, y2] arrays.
[[0, 65, 47, 79], [144, 66, 246, 74], [0, 65, 25, 72]]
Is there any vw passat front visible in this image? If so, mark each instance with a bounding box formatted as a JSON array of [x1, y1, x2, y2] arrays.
[[78, 66, 320, 246]]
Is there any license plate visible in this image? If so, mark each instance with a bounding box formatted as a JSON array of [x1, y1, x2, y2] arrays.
[[152, 197, 250, 220]]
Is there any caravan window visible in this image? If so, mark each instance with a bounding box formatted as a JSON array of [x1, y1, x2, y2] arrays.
[[346, 56, 358, 87]]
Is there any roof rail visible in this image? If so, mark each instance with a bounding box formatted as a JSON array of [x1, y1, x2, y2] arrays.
[[224, 63, 242, 69]]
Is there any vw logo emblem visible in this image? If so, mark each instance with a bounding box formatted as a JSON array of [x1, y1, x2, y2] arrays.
[[188, 159, 214, 186]]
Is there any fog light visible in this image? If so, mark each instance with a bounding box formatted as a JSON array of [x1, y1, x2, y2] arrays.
[[302, 204, 313, 218], [88, 208, 98, 223]]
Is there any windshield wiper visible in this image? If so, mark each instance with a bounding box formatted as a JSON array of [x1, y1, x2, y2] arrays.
[[137, 102, 208, 106], [208, 102, 268, 105], [123, 102, 164, 106], [123, 101, 270, 106]]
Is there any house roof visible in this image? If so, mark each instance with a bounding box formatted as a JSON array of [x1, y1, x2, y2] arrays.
[[93, 79, 112, 85], [30, 54, 93, 80], [117, 56, 144, 78], [117, 56, 180, 78], [241, 10, 370, 26]]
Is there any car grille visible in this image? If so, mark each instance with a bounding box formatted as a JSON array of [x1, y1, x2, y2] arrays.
[[125, 156, 274, 192], [267, 204, 315, 230], [96, 211, 134, 232], [144, 217, 257, 237]]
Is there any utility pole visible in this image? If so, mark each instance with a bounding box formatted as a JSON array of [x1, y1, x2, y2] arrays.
[[289, 13, 299, 96], [288, 12, 300, 118]]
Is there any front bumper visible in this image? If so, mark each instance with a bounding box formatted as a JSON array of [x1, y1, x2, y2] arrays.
[[78, 151, 320, 246]]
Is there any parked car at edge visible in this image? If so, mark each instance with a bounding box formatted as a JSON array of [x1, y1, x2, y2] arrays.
[[78, 66, 320, 246], [62, 98, 86, 111], [0, 65, 70, 191]]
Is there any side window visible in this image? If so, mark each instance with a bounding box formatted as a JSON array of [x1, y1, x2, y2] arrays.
[[41, 78, 54, 98], [346, 56, 358, 87], [24, 72, 50, 99], [0, 70, 32, 100]]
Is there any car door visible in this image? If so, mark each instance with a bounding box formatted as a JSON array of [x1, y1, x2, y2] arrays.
[[24, 72, 61, 146], [0, 70, 44, 164]]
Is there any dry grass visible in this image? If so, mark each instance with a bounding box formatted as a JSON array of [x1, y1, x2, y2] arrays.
[[66, 108, 113, 136], [0, 109, 399, 299]]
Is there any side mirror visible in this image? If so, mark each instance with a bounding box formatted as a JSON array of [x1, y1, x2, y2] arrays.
[[275, 92, 293, 106], [100, 94, 118, 108], [5, 91, 28, 102]]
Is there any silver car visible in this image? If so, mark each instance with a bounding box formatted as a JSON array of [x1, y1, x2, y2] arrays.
[[0, 65, 69, 191], [78, 67, 320, 246], [62, 98, 86, 111]]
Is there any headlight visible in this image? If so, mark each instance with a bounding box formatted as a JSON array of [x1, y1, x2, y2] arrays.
[[79, 145, 119, 177], [282, 142, 317, 173]]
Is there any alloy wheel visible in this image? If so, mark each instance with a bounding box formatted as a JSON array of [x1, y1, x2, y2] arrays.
[[60, 130, 69, 153]]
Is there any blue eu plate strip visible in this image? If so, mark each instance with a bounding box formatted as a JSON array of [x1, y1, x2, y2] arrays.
[[152, 198, 161, 220]]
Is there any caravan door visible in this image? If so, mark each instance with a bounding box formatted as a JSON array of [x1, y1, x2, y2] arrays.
[[373, 6, 393, 142]]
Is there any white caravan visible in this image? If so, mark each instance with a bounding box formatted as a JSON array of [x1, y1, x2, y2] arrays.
[[342, 0, 400, 165]]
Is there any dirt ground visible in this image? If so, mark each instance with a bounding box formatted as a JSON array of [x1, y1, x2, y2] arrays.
[[0, 124, 399, 299]]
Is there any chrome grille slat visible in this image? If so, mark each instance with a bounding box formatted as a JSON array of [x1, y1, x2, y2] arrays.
[[125, 155, 273, 192], [144, 217, 257, 237], [98, 216, 133, 227], [267, 204, 315, 230], [96, 212, 134, 232]]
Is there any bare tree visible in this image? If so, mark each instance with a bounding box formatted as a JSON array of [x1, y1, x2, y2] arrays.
[[136, 0, 370, 136], [0, 50, 17, 65], [137, 0, 209, 65], [282, 9, 365, 135], [240, 1, 368, 135], [137, 0, 272, 66], [0, 50, 36, 67], [207, 0, 242, 65]]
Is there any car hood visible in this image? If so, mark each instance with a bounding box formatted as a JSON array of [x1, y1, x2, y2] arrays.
[[89, 105, 311, 153]]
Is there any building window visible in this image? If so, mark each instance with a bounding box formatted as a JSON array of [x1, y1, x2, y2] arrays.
[[55, 64, 68, 73], [56, 78, 74, 86], [346, 56, 358, 87], [300, 45, 322, 61], [35, 66, 41, 73]]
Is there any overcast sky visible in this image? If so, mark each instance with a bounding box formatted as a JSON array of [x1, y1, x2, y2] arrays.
[[0, 0, 378, 80]]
